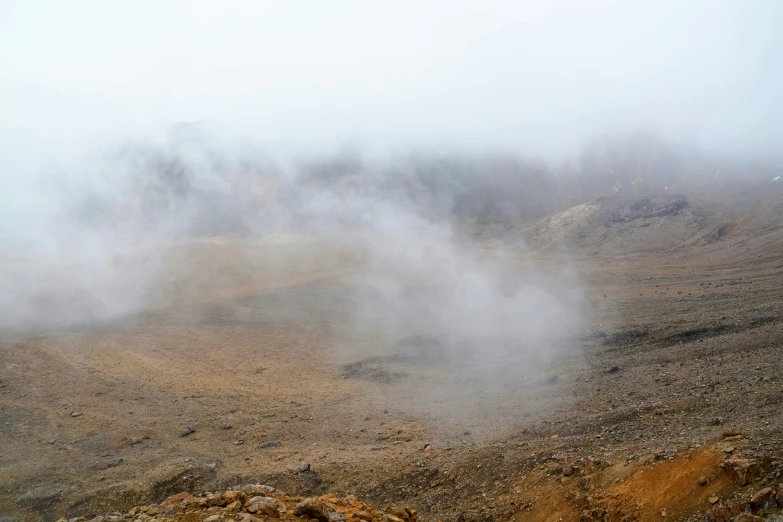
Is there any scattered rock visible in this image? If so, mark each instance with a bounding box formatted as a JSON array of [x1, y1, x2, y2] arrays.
[[298, 463, 311, 472], [261, 440, 279, 448], [709, 496, 720, 505], [222, 423, 232, 430], [750, 487, 777, 510], [245, 496, 282, 517], [106, 457, 123, 468], [578, 475, 593, 491], [235, 514, 261, 522], [205, 516, 221, 522], [706, 502, 747, 522], [294, 498, 346, 522], [562, 466, 575, 477], [733, 514, 762, 522], [180, 426, 196, 437], [129, 438, 141, 446], [723, 458, 761, 485], [384, 507, 414, 521], [242, 484, 276, 495], [221, 490, 246, 506], [606, 366, 620, 374], [159, 492, 194, 511], [70, 411, 82, 418], [711, 418, 724, 426]]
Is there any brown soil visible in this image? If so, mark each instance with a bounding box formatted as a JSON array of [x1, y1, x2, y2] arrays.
[[2, 187, 783, 521]]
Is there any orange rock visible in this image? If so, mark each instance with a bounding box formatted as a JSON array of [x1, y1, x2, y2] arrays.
[[159, 491, 195, 510], [222, 490, 246, 506], [225, 500, 243, 512], [749, 487, 776, 509], [722, 458, 760, 485], [705, 502, 746, 522]]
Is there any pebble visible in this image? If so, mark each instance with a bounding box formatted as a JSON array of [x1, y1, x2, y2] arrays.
[[261, 440, 279, 448], [180, 426, 196, 437]]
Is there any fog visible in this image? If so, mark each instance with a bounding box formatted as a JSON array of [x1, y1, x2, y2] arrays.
[[1, 0, 780, 159], [0, 0, 779, 423]]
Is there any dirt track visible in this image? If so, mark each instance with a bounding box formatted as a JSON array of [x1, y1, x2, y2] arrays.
[[2, 189, 783, 521]]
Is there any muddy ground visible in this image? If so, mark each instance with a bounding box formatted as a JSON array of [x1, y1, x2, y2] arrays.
[[2, 188, 783, 521]]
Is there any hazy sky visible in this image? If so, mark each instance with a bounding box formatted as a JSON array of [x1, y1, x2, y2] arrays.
[[1, 0, 780, 159]]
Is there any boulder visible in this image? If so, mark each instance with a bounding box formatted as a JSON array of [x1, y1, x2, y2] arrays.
[[159, 492, 194, 511], [750, 487, 777, 510], [723, 458, 761, 485], [706, 502, 748, 522], [245, 496, 286, 518], [294, 498, 346, 522]]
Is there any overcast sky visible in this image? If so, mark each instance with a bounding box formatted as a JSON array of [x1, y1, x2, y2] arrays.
[[1, 0, 780, 160]]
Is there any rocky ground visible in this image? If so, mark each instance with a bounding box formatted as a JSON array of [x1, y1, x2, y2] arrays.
[[2, 187, 783, 521], [48, 484, 421, 522]]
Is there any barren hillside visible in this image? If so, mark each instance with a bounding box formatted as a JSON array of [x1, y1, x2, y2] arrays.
[[3, 181, 783, 521]]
